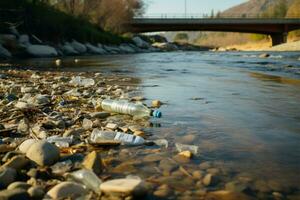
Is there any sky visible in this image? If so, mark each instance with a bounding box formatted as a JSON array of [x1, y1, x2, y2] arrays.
[[144, 0, 247, 16]]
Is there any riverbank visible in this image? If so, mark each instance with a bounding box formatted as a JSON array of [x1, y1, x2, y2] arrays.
[[218, 40, 300, 52]]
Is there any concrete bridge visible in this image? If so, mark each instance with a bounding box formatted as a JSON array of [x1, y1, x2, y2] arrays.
[[129, 18, 300, 46]]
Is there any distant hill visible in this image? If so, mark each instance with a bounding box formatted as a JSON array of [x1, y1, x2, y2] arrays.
[[222, 0, 294, 17]]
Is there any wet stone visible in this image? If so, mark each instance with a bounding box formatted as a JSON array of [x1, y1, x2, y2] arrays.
[[154, 184, 173, 198], [206, 190, 255, 200], [203, 173, 218, 186], [159, 159, 179, 175], [89, 112, 110, 119], [82, 151, 103, 175], [100, 178, 147, 197]]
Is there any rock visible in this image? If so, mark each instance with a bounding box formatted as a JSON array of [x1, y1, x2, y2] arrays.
[[175, 143, 198, 154], [70, 40, 87, 54], [133, 130, 146, 138], [61, 42, 79, 55], [119, 44, 136, 53], [199, 161, 211, 170], [34, 94, 51, 105], [63, 128, 84, 137], [192, 170, 203, 179], [26, 45, 58, 57], [15, 101, 34, 110], [225, 181, 249, 193], [181, 134, 196, 144], [26, 141, 60, 166], [82, 118, 93, 130], [254, 180, 271, 193], [0, 167, 17, 188], [31, 125, 48, 139], [85, 43, 107, 54], [154, 184, 173, 198], [203, 173, 218, 186], [27, 186, 45, 199], [82, 151, 103, 175], [0, 44, 12, 58], [178, 150, 193, 158], [19, 139, 38, 154], [143, 154, 165, 162], [7, 182, 31, 190], [151, 100, 161, 108], [100, 178, 146, 197], [206, 190, 255, 200], [159, 159, 178, 175], [46, 181, 87, 199], [1, 155, 29, 171], [0, 188, 30, 200], [259, 53, 270, 58], [17, 119, 30, 135], [132, 36, 151, 49], [106, 123, 118, 130], [89, 112, 110, 119], [19, 35, 30, 47]]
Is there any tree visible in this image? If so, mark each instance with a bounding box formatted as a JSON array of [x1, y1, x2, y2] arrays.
[[286, 0, 300, 39], [210, 9, 214, 18]]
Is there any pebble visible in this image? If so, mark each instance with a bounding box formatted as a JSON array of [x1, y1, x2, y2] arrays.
[[89, 112, 110, 119], [225, 181, 249, 192], [82, 151, 103, 175], [27, 186, 45, 199], [133, 130, 146, 138], [0, 188, 30, 200], [178, 150, 192, 158], [192, 170, 203, 179], [259, 53, 270, 58], [26, 141, 60, 166], [154, 184, 173, 198], [46, 181, 87, 199], [203, 173, 218, 186], [106, 122, 118, 130], [82, 118, 93, 130], [1, 155, 29, 171], [17, 119, 30, 135], [15, 101, 34, 110], [100, 178, 146, 197], [206, 190, 255, 200], [151, 100, 161, 108], [7, 182, 31, 190], [199, 161, 211, 170], [159, 159, 179, 175], [0, 167, 17, 188], [19, 139, 38, 154]]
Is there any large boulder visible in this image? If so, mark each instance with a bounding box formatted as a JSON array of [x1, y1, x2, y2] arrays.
[[19, 35, 31, 47], [61, 42, 79, 55], [132, 36, 151, 49], [70, 40, 87, 54], [26, 45, 58, 57], [85, 43, 107, 54], [0, 44, 12, 58], [102, 45, 120, 54], [119, 44, 136, 54]]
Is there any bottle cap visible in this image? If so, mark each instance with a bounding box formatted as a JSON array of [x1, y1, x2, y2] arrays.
[[152, 110, 162, 118]]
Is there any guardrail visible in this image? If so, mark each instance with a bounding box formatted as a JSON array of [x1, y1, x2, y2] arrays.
[[136, 13, 300, 19]]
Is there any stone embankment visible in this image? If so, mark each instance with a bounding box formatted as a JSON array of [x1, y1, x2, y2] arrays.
[[0, 30, 208, 59]]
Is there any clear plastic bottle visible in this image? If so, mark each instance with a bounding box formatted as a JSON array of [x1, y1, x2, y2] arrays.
[[90, 129, 145, 145], [100, 99, 162, 118], [66, 169, 102, 193]]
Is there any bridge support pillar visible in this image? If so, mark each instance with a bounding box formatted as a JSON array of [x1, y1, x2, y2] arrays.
[[271, 32, 287, 46]]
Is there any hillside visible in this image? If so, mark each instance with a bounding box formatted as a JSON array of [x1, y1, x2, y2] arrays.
[[222, 0, 294, 17]]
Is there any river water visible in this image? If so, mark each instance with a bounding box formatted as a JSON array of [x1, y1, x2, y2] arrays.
[[5, 51, 300, 199]]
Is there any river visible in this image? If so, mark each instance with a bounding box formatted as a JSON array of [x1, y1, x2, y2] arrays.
[[4, 51, 300, 199]]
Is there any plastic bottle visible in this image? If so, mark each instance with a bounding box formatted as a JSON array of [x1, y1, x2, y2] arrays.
[[90, 128, 145, 145], [100, 99, 162, 118], [66, 169, 102, 193]]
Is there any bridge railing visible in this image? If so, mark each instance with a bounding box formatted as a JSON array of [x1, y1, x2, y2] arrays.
[[135, 13, 300, 19]]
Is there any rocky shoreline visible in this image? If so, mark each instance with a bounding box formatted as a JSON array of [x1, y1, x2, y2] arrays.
[[0, 32, 209, 60]]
